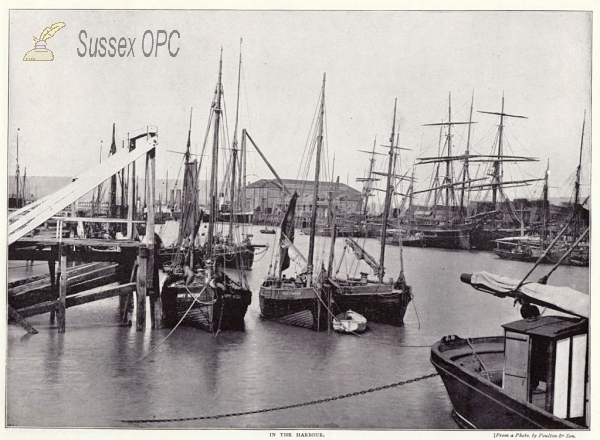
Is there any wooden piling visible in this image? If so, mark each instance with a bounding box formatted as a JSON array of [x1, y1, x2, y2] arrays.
[[48, 257, 56, 324], [127, 152, 136, 239], [146, 147, 162, 329], [136, 246, 148, 331], [57, 247, 67, 333]]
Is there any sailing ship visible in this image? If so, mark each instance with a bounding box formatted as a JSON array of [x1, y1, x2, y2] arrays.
[[466, 96, 543, 250], [258, 74, 330, 331], [412, 94, 478, 250], [330, 100, 413, 327], [431, 270, 589, 429], [161, 52, 252, 331]]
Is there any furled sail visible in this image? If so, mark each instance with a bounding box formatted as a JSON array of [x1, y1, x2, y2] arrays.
[[280, 192, 298, 272], [462, 271, 589, 319], [178, 160, 199, 245]]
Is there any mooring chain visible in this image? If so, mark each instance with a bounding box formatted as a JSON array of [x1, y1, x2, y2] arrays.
[[121, 372, 439, 424]]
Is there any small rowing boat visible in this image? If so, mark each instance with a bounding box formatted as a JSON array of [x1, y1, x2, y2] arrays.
[[333, 310, 367, 333]]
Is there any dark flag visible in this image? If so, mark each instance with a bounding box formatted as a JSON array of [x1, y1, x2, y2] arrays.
[[280, 192, 298, 272]]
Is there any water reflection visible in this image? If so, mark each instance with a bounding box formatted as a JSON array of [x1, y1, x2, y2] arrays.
[[6, 224, 589, 428]]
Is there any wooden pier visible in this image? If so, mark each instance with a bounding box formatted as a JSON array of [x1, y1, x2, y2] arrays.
[[7, 126, 162, 334]]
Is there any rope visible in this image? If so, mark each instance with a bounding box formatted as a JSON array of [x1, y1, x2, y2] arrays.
[[120, 372, 439, 423], [411, 295, 421, 330], [134, 285, 209, 363], [467, 338, 492, 382]]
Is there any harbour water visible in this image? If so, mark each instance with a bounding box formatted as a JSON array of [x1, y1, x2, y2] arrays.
[[6, 224, 589, 429]]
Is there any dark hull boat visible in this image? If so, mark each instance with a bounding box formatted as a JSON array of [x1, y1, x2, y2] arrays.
[[160, 54, 252, 332], [431, 271, 589, 429], [431, 330, 586, 429], [161, 270, 251, 331], [258, 76, 330, 332], [331, 279, 411, 326], [469, 226, 524, 251], [419, 227, 470, 250], [259, 278, 328, 330], [493, 236, 547, 263]]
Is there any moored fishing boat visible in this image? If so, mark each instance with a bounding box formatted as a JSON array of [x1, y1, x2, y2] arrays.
[[259, 75, 330, 331], [332, 100, 412, 326], [493, 236, 545, 262], [431, 270, 589, 429], [161, 51, 251, 332]]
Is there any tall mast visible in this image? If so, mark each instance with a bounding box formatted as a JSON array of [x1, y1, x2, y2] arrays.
[[15, 128, 20, 206], [22, 167, 27, 205], [494, 96, 505, 209], [478, 94, 527, 211], [574, 110, 585, 217], [542, 160, 549, 243], [207, 50, 223, 259], [378, 99, 397, 283], [185, 108, 193, 163], [460, 91, 474, 219], [422, 94, 471, 222], [241, 130, 247, 214], [363, 136, 377, 217], [445, 93, 452, 225], [109, 123, 118, 218], [178, 108, 193, 243], [121, 140, 126, 218], [307, 73, 326, 287], [408, 165, 415, 236], [95, 141, 103, 216], [229, 40, 242, 241]]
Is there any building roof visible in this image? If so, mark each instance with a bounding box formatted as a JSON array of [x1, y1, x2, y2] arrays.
[[246, 178, 362, 201]]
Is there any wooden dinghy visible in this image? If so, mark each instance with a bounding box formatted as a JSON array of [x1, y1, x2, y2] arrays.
[[333, 310, 367, 334]]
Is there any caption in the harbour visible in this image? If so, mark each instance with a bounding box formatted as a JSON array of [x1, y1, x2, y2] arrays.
[[269, 433, 325, 437], [77, 30, 180, 57]]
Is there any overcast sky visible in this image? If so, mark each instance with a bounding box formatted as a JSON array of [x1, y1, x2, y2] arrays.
[[8, 9, 591, 206]]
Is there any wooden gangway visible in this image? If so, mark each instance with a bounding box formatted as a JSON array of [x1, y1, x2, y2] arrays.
[[8, 126, 160, 335]]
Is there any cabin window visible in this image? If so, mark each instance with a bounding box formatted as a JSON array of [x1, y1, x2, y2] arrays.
[[554, 338, 570, 418], [570, 334, 587, 418], [553, 334, 587, 420]]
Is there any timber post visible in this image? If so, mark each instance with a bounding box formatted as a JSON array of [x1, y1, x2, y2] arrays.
[[48, 255, 56, 324], [117, 258, 133, 325], [146, 147, 162, 329], [136, 246, 148, 331], [57, 245, 67, 333]]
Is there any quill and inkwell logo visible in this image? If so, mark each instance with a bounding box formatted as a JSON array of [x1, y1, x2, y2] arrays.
[[23, 22, 66, 61]]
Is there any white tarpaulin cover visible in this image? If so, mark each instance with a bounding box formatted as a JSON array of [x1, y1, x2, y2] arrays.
[[470, 271, 589, 319]]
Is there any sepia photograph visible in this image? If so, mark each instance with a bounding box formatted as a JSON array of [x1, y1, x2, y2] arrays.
[[3, 2, 594, 438]]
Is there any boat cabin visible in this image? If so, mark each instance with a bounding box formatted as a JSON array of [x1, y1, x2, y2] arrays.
[[502, 315, 588, 426]]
